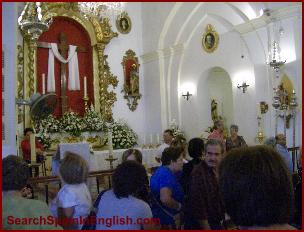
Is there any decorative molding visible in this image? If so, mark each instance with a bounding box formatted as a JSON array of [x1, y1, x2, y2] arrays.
[[141, 43, 184, 64], [17, 44, 24, 124], [27, 40, 35, 97], [234, 5, 301, 34]]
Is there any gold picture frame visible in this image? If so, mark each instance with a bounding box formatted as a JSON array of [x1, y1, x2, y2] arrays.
[[116, 12, 132, 34], [202, 24, 219, 53]]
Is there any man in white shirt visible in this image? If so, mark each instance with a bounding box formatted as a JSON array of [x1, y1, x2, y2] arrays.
[[275, 134, 293, 173], [155, 129, 174, 163]]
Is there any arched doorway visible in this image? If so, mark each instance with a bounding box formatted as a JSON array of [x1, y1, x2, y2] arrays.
[[205, 67, 233, 137]]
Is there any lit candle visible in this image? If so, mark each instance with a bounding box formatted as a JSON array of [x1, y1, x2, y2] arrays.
[[30, 133, 36, 163], [150, 134, 153, 144], [156, 133, 160, 144], [42, 73, 45, 94], [292, 89, 295, 94], [84, 76, 87, 97]]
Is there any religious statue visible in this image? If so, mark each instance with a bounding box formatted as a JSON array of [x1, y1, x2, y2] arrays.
[[211, 99, 219, 122], [277, 83, 289, 108], [130, 64, 139, 95], [260, 101, 269, 114]]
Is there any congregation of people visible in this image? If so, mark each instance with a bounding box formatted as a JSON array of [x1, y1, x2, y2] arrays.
[[2, 121, 302, 230]]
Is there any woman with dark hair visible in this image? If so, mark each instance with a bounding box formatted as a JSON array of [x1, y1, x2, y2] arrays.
[[225, 124, 247, 151], [171, 135, 188, 163], [50, 151, 92, 230], [2, 155, 60, 229], [122, 148, 143, 163], [150, 147, 184, 229], [181, 138, 205, 230], [96, 161, 156, 230], [181, 137, 204, 194], [219, 145, 295, 230]]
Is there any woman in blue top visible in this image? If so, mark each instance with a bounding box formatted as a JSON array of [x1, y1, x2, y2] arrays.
[[150, 147, 184, 229]]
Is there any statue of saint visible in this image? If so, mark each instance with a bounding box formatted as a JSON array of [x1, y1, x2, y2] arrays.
[[211, 99, 219, 122], [130, 64, 139, 95], [277, 83, 289, 108]]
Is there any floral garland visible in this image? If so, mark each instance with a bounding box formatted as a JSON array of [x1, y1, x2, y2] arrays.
[[110, 120, 138, 149]]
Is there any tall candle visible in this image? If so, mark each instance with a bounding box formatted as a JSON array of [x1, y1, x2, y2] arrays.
[[84, 76, 87, 97], [108, 130, 113, 154], [42, 73, 45, 94], [156, 133, 160, 144], [150, 134, 153, 144], [30, 133, 36, 163]]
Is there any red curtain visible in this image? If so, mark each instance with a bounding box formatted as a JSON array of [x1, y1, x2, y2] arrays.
[[37, 17, 93, 117]]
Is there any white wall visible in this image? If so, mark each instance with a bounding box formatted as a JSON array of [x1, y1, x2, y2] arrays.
[[105, 3, 146, 140], [2, 3, 18, 157]]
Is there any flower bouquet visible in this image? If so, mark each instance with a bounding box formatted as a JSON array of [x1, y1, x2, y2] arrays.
[[109, 119, 138, 149]]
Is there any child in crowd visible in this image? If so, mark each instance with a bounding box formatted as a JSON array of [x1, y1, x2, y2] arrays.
[[50, 151, 92, 230]]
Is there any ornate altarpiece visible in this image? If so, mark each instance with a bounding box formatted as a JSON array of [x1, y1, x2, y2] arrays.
[[17, 2, 118, 127]]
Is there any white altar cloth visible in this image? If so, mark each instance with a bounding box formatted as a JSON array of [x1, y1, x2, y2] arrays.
[[90, 148, 160, 171], [52, 147, 160, 174]]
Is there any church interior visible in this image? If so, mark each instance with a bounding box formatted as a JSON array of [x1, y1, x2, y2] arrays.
[[2, 2, 302, 230]]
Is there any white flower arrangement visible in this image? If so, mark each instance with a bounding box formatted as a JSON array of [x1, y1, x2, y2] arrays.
[[34, 107, 106, 139], [34, 115, 60, 149], [169, 118, 185, 138], [36, 115, 60, 133], [59, 111, 85, 137], [34, 111, 137, 150], [109, 119, 138, 149], [82, 105, 106, 132]]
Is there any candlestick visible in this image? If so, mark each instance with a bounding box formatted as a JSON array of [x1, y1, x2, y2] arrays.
[[84, 76, 87, 97], [30, 134, 36, 163], [42, 73, 45, 94], [83, 95, 89, 111], [257, 103, 261, 117]]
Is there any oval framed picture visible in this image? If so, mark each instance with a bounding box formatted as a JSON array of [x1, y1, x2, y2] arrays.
[[116, 12, 132, 34], [202, 24, 219, 53]]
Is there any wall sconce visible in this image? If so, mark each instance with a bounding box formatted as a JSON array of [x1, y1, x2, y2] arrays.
[[182, 91, 192, 101], [237, 82, 249, 93]]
